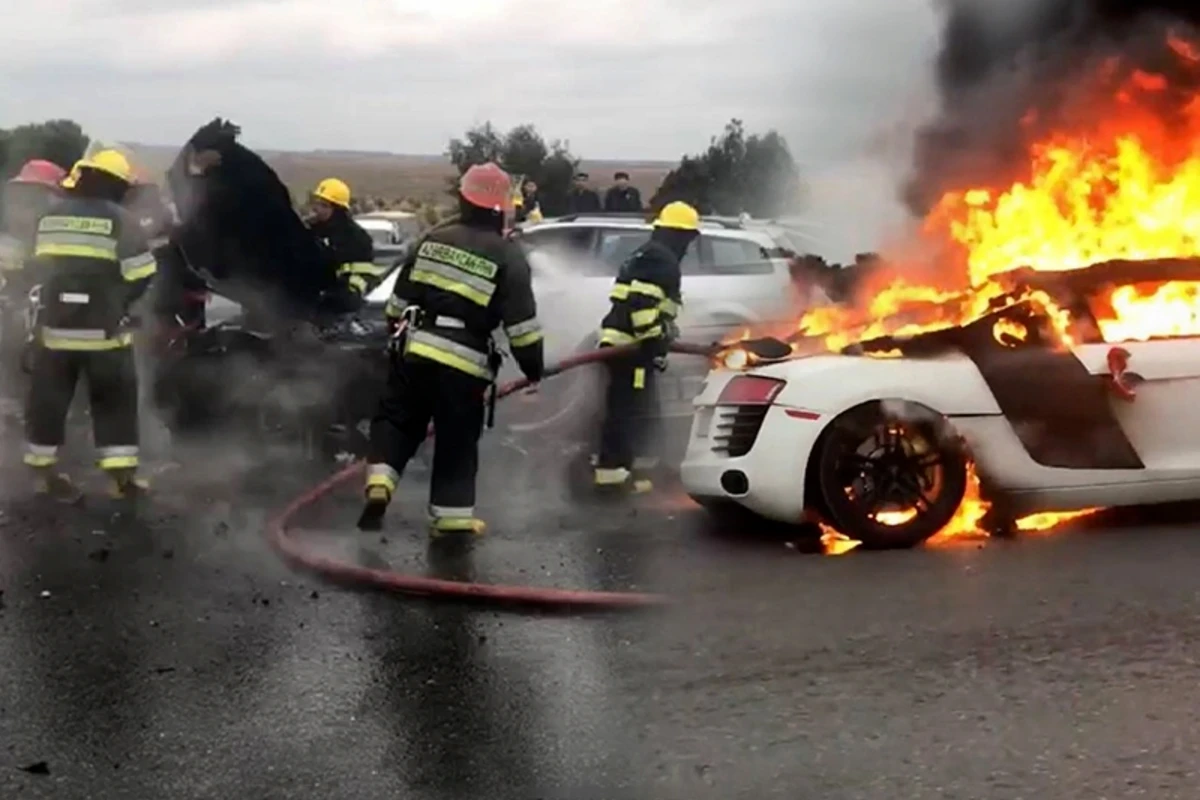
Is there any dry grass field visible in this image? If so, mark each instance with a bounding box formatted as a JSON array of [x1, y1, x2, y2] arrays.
[[128, 144, 672, 208]]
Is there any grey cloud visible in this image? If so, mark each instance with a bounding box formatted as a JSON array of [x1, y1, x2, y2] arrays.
[[1, 0, 939, 166]]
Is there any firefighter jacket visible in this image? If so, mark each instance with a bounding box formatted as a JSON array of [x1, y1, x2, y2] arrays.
[[598, 239, 683, 352], [310, 213, 382, 297], [384, 222, 544, 383], [30, 196, 157, 351]]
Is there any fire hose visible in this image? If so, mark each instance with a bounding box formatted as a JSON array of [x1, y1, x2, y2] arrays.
[[265, 339, 715, 611]]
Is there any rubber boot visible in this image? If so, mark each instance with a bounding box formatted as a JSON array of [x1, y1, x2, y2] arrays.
[[429, 516, 487, 539], [593, 467, 653, 496], [357, 485, 390, 531], [33, 469, 84, 505], [107, 469, 150, 501]]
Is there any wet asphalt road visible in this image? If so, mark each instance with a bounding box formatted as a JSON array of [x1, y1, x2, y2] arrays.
[[3, 442, 1200, 799]]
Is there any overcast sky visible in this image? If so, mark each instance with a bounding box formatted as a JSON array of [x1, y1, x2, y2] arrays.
[[1, 0, 940, 163]]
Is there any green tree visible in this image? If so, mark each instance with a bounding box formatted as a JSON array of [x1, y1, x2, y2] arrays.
[[650, 119, 803, 218], [0, 119, 90, 179], [446, 122, 580, 216]]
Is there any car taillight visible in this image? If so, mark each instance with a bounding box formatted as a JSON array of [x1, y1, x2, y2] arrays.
[[717, 375, 785, 405]]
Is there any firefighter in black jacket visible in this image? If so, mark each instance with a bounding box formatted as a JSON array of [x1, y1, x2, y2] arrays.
[[1, 161, 68, 418], [357, 162, 545, 534], [306, 178, 381, 309], [23, 150, 157, 502], [593, 201, 698, 493]]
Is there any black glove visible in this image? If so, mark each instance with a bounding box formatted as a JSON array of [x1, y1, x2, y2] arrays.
[[652, 354, 668, 372]]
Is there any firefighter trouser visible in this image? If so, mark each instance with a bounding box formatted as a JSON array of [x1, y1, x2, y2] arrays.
[[24, 346, 140, 471], [595, 350, 660, 477], [366, 355, 488, 522]]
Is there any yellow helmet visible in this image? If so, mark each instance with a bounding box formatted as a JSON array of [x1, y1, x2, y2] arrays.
[[653, 201, 700, 231], [78, 149, 134, 184], [61, 161, 83, 189], [313, 178, 351, 209]]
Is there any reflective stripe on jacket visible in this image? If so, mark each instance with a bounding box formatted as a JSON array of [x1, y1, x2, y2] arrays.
[[311, 213, 377, 295], [598, 239, 683, 347], [386, 223, 544, 381], [337, 260, 388, 294], [32, 197, 157, 351]]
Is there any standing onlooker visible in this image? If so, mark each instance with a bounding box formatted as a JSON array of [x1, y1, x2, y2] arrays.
[[567, 172, 601, 214], [603, 171, 643, 212]]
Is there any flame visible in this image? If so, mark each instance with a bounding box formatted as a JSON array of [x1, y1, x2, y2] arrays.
[[737, 38, 1200, 357], [992, 318, 1029, 346], [1015, 508, 1103, 532], [1096, 281, 1200, 341], [819, 462, 1102, 555]]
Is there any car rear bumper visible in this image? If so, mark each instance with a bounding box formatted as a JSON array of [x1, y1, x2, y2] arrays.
[[679, 402, 827, 522]]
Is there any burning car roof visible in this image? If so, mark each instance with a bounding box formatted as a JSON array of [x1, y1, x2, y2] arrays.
[[718, 255, 1200, 369]]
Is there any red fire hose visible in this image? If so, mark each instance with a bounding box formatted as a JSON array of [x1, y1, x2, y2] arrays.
[[265, 340, 714, 611]]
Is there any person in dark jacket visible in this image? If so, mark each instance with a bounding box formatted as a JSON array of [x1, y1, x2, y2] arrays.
[[0, 160, 68, 423], [164, 118, 337, 326], [23, 150, 158, 503], [603, 172, 643, 212], [567, 172, 602, 214], [305, 177, 380, 311], [358, 162, 545, 535], [594, 201, 698, 493]]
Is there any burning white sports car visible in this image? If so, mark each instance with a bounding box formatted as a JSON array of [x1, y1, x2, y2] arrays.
[[680, 258, 1200, 549]]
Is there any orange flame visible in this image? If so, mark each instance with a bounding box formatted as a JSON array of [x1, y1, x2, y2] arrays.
[[758, 39, 1200, 356], [819, 462, 1103, 555]]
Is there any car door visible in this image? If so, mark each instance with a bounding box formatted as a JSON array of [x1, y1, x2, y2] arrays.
[[689, 235, 786, 331], [1071, 338, 1200, 484]]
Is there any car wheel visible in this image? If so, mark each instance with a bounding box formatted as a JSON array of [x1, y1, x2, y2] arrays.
[[816, 401, 967, 550]]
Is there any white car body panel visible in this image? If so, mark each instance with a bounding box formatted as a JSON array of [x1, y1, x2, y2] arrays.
[[681, 338, 1200, 524]]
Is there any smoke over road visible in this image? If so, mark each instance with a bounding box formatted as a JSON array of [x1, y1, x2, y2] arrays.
[[904, 0, 1200, 215]]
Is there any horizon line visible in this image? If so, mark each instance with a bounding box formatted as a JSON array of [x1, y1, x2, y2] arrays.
[[122, 141, 679, 165]]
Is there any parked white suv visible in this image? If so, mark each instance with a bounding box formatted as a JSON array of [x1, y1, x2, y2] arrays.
[[496, 212, 831, 444], [514, 212, 826, 349]]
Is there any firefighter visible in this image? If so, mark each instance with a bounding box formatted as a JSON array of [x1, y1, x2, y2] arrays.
[[357, 162, 545, 534], [1, 160, 68, 278], [593, 201, 698, 493], [22, 149, 158, 503], [306, 178, 381, 309], [1, 160, 68, 421]]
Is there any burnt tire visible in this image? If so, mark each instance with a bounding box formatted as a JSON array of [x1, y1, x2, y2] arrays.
[[816, 401, 967, 550]]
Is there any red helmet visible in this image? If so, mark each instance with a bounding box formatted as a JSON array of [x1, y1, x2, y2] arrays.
[[459, 162, 512, 212], [8, 159, 68, 189]]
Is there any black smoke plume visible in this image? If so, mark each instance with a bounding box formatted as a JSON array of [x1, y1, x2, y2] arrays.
[[903, 0, 1200, 215]]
